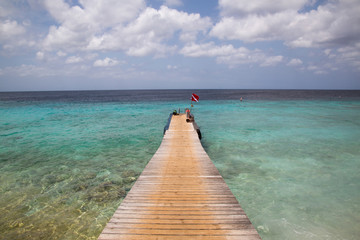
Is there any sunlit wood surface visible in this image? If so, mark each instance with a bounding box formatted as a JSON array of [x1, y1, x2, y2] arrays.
[[98, 114, 261, 240]]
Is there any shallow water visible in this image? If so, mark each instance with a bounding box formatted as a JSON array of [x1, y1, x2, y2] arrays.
[[197, 100, 360, 240], [0, 90, 359, 239], [0, 101, 169, 239]]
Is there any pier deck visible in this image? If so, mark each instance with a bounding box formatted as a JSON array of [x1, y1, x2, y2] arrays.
[[98, 114, 261, 240]]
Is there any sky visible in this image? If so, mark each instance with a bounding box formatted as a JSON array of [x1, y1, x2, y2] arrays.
[[0, 0, 359, 91]]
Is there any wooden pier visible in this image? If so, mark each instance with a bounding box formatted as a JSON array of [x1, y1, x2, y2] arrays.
[[98, 114, 261, 240]]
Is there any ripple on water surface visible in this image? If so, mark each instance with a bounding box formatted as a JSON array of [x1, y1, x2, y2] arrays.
[[0, 101, 169, 239], [1, 95, 360, 240]]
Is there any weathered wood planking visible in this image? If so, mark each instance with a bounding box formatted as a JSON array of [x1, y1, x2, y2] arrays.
[[98, 114, 261, 240]]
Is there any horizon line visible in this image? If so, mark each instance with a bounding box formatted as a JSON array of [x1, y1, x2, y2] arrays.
[[1, 88, 360, 93]]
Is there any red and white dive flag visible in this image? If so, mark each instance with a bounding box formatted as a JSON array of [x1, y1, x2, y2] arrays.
[[191, 93, 199, 102]]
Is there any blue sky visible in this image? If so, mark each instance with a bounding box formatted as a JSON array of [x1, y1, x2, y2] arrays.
[[0, 0, 359, 91]]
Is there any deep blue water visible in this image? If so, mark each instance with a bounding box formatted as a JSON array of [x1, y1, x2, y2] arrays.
[[1, 89, 359, 102]]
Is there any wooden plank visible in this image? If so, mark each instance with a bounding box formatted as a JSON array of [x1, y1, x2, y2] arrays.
[[101, 229, 259, 235], [99, 234, 261, 240], [113, 210, 246, 215], [110, 214, 250, 220], [98, 114, 261, 239], [104, 223, 253, 230], [107, 219, 253, 225]]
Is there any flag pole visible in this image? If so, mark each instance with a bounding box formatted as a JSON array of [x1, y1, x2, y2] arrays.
[[191, 95, 194, 109], [190, 94, 193, 110]]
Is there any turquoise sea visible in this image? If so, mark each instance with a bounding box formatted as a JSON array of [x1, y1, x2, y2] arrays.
[[0, 90, 359, 240]]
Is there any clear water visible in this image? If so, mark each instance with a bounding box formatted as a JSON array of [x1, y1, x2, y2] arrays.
[[0, 90, 359, 239], [197, 100, 360, 240]]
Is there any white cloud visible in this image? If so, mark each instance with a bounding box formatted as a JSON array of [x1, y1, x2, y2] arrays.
[[180, 42, 236, 57], [0, 19, 36, 52], [219, 0, 308, 16], [211, 11, 295, 43], [87, 6, 211, 55], [1, 0, 359, 86], [0, 1, 19, 18], [260, 55, 284, 67], [57, 51, 67, 57], [336, 44, 360, 71], [36, 51, 45, 60], [324, 49, 332, 56], [212, 0, 360, 49], [307, 65, 329, 75], [337, 45, 360, 59], [287, 58, 303, 66], [42, 0, 146, 52], [180, 42, 283, 67], [65, 56, 83, 64], [167, 65, 178, 69], [93, 57, 119, 67], [0, 64, 56, 77], [44, 0, 145, 27], [41, 2, 211, 57], [164, 0, 183, 7], [0, 20, 26, 42]]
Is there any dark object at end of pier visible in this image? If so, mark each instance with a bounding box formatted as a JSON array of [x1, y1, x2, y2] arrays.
[[186, 111, 201, 140], [193, 121, 202, 140], [163, 113, 172, 135]]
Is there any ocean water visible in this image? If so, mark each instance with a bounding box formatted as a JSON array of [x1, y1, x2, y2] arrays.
[[0, 90, 359, 240]]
